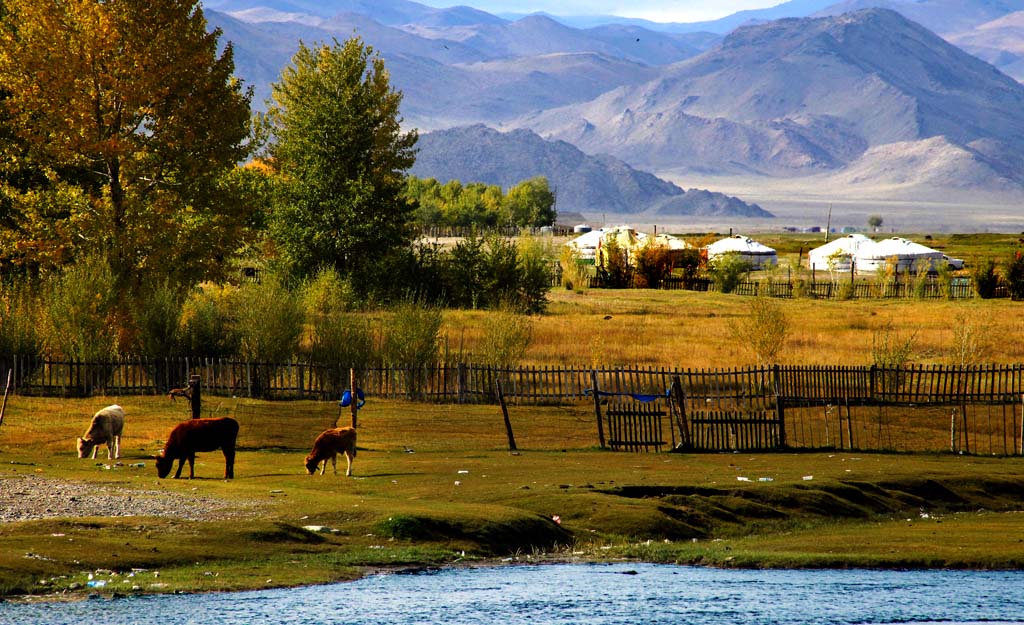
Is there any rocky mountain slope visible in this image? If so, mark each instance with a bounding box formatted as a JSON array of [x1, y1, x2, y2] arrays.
[[411, 125, 772, 217], [514, 9, 1024, 191]]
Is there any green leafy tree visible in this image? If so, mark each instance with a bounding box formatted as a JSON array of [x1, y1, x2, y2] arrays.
[[0, 0, 254, 289], [504, 177, 556, 227], [265, 37, 418, 285]]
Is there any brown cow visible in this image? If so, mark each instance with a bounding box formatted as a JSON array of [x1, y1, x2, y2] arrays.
[[304, 427, 357, 477], [156, 417, 238, 479], [77, 405, 126, 460]]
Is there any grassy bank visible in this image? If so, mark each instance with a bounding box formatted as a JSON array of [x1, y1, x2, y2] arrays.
[[2, 394, 1024, 599]]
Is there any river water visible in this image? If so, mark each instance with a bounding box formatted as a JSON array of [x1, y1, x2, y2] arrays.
[[5, 563, 1024, 625]]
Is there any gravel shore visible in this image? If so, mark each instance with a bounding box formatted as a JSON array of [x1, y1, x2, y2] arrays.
[[0, 473, 256, 522]]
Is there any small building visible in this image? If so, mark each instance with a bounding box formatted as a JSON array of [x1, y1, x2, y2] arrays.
[[854, 237, 945, 273], [705, 234, 777, 269], [807, 234, 873, 273]]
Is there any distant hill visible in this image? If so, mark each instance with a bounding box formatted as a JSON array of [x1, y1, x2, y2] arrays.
[[410, 125, 772, 218], [516, 9, 1024, 192]]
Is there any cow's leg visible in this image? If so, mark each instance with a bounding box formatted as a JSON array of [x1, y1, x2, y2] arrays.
[[223, 446, 235, 479], [330, 454, 337, 476], [113, 435, 121, 460], [318, 457, 326, 475], [174, 457, 186, 479], [187, 454, 196, 479], [90, 444, 99, 460], [344, 450, 352, 477]]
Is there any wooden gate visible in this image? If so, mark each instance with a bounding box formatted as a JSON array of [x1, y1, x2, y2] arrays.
[[689, 410, 781, 451], [606, 401, 668, 452]]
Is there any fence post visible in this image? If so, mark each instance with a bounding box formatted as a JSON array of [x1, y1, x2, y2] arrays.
[[591, 369, 606, 449], [458, 363, 467, 404], [496, 379, 517, 452], [350, 368, 359, 429], [773, 364, 786, 447], [188, 374, 201, 420], [670, 375, 692, 451]]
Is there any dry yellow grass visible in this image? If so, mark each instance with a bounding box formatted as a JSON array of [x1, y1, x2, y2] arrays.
[[441, 290, 1024, 368]]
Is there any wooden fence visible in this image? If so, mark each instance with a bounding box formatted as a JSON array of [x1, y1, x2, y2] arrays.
[[4, 357, 1023, 454]]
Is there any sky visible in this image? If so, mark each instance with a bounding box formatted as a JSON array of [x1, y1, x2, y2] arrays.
[[415, 1, 784, 23]]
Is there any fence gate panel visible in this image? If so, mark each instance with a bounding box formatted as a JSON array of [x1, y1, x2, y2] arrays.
[[689, 410, 781, 451], [606, 401, 667, 452]]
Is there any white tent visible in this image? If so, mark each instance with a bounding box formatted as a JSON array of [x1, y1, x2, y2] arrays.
[[807, 234, 873, 272], [706, 234, 777, 269], [854, 237, 944, 273], [565, 225, 654, 263]]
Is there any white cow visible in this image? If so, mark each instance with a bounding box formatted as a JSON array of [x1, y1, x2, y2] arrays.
[[77, 405, 126, 460]]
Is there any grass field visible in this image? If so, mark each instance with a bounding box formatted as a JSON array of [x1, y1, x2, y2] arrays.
[[3, 392, 1024, 599], [444, 288, 1024, 368]]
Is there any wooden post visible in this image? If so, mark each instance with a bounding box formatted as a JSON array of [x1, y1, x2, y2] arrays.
[[350, 368, 358, 429], [591, 369, 606, 449], [773, 364, 786, 447], [458, 363, 468, 404], [670, 375, 691, 451], [188, 374, 201, 420], [496, 379, 517, 452], [0, 369, 12, 428]]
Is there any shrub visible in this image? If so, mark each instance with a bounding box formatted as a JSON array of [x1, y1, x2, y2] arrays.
[[132, 280, 186, 391], [381, 300, 442, 398], [634, 241, 673, 289], [301, 267, 374, 393], [597, 235, 632, 288], [514, 236, 551, 314], [729, 295, 789, 367], [477, 308, 533, 369], [911, 258, 932, 299], [40, 254, 120, 361], [1004, 250, 1024, 300], [234, 272, 305, 398], [949, 308, 993, 367], [0, 278, 43, 384], [933, 260, 953, 300], [708, 252, 748, 294], [559, 244, 589, 292], [179, 284, 240, 359], [972, 259, 999, 299], [133, 280, 185, 359]]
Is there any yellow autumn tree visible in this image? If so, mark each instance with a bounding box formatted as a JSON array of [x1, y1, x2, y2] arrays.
[[0, 0, 254, 289]]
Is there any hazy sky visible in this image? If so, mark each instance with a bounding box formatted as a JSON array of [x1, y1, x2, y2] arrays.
[[416, 1, 784, 23]]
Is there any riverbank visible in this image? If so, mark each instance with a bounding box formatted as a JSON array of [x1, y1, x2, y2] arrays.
[[2, 395, 1024, 601]]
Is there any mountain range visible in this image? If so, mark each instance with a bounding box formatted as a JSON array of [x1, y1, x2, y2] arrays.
[[203, 0, 1024, 224], [410, 125, 772, 218]]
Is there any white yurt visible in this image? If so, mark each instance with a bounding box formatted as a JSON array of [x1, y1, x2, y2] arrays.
[[854, 237, 944, 273], [706, 234, 777, 269], [807, 234, 873, 272], [565, 225, 648, 264]]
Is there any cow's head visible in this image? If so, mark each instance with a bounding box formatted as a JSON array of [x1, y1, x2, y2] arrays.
[[155, 451, 172, 478], [76, 437, 95, 459], [303, 454, 319, 475]]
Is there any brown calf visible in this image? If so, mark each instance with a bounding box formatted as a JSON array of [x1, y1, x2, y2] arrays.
[[156, 417, 239, 479], [304, 427, 357, 477]]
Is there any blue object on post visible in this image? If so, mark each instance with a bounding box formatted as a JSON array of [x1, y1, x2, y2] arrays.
[[339, 388, 365, 408]]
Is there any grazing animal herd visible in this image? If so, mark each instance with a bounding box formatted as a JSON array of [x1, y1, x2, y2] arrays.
[[76, 405, 356, 479]]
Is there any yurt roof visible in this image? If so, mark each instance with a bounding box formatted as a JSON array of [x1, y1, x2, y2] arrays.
[[652, 233, 691, 250], [567, 226, 648, 250], [707, 234, 776, 255], [808, 234, 872, 258], [856, 237, 943, 259]]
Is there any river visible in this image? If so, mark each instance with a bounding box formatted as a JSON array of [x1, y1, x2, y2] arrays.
[[5, 563, 1024, 625]]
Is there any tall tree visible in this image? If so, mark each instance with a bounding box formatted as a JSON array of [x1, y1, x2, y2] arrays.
[[0, 0, 254, 287], [265, 37, 418, 284]]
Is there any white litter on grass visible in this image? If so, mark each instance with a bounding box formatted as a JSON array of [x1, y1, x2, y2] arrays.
[[737, 476, 751, 482], [457, 470, 469, 474], [803, 475, 814, 481], [758, 477, 774, 482]]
